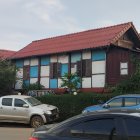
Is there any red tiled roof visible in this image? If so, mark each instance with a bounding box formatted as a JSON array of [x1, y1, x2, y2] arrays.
[[11, 22, 139, 59], [0, 49, 16, 59]]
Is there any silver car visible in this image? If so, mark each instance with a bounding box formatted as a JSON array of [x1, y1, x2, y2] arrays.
[[0, 95, 59, 128]]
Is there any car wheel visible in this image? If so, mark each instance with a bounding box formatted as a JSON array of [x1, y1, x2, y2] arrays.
[[30, 116, 44, 128]]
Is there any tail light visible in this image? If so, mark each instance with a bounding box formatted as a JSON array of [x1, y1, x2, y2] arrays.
[[29, 137, 39, 140]]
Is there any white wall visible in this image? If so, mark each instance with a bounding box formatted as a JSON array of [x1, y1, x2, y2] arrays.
[[30, 78, 38, 84], [40, 77, 49, 88], [58, 55, 68, 63], [40, 66, 50, 77], [50, 55, 57, 63], [82, 51, 91, 59], [82, 78, 91, 88], [92, 74, 105, 87], [30, 58, 38, 66], [92, 61, 105, 74], [24, 59, 30, 65]]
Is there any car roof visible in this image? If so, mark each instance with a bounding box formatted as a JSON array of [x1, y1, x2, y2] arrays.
[[82, 110, 140, 118], [0, 95, 31, 99], [113, 94, 140, 98]]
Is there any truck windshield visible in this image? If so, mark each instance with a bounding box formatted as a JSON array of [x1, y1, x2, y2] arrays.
[[25, 97, 42, 106]]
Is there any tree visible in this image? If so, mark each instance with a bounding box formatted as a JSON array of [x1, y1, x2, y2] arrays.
[[61, 73, 82, 94], [0, 59, 16, 95]]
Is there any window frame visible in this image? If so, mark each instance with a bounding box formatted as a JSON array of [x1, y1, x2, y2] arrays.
[[58, 117, 118, 140], [107, 97, 123, 108], [124, 97, 137, 107], [14, 98, 27, 107], [2, 98, 13, 106], [120, 62, 128, 75]]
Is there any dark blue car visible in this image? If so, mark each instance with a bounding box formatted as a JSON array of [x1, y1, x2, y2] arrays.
[[82, 94, 140, 113], [29, 112, 140, 140]]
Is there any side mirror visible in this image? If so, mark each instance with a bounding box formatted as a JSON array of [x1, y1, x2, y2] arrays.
[[98, 100, 104, 104], [23, 104, 29, 108], [103, 104, 110, 109]]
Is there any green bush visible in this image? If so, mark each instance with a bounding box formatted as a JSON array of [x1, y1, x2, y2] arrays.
[[61, 73, 82, 93], [22, 82, 44, 94], [37, 93, 116, 121]]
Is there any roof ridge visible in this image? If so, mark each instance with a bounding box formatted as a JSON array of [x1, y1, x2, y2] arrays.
[[33, 22, 132, 43]]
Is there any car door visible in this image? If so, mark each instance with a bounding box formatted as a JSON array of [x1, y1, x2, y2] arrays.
[[124, 117, 140, 140], [105, 97, 124, 112], [122, 97, 139, 113], [12, 98, 30, 122], [57, 117, 121, 140], [0, 97, 14, 121]]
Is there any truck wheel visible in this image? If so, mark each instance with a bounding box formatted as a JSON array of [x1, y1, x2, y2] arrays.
[[30, 116, 44, 128]]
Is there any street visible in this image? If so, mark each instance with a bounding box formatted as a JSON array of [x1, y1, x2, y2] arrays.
[[0, 123, 33, 140]]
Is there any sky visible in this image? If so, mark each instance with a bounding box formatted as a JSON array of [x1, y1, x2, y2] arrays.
[[0, 0, 140, 51]]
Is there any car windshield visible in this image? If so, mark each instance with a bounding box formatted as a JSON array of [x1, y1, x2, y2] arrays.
[[25, 97, 42, 106]]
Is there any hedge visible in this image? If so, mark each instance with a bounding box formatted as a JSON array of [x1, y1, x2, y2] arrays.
[[37, 93, 119, 121]]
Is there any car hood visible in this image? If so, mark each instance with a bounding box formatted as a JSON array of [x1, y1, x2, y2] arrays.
[[83, 104, 104, 113], [34, 104, 57, 111]]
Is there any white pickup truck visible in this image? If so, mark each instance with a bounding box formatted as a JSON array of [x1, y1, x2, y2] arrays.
[[0, 95, 59, 128]]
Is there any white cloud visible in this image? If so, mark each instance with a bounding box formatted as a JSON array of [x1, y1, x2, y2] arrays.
[[1, 0, 140, 51], [0, 0, 82, 51]]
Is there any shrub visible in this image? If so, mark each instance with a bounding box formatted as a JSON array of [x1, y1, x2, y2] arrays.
[[61, 73, 82, 93], [0, 59, 16, 95], [22, 82, 44, 94], [37, 93, 116, 121]]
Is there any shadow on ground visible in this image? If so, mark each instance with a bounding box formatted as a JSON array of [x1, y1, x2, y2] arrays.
[[0, 122, 30, 128]]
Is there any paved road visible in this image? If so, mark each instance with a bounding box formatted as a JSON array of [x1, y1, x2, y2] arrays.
[[0, 123, 33, 140]]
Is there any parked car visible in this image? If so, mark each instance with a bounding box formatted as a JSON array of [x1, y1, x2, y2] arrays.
[[0, 95, 59, 128], [82, 94, 140, 113], [29, 111, 140, 140]]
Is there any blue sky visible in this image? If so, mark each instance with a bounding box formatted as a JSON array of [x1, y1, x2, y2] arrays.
[[0, 0, 140, 51]]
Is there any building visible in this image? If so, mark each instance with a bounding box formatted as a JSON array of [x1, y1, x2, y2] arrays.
[[11, 22, 140, 92], [0, 49, 16, 60]]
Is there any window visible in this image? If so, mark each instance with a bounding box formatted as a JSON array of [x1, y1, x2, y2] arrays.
[[16, 60, 23, 68], [41, 56, 50, 65], [125, 118, 140, 140], [23, 65, 30, 80], [77, 59, 92, 77], [136, 98, 140, 105], [30, 66, 38, 78], [82, 60, 92, 77], [2, 98, 12, 106], [14, 99, 26, 107], [66, 119, 117, 140], [108, 98, 123, 108], [50, 63, 61, 78], [92, 51, 106, 61], [120, 62, 128, 75], [61, 64, 68, 77], [124, 98, 137, 107]]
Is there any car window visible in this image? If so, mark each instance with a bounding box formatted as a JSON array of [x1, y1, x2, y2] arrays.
[[124, 98, 137, 107], [136, 98, 140, 105], [125, 118, 140, 140], [14, 99, 26, 107], [108, 98, 123, 108], [61, 119, 118, 140], [2, 98, 12, 106], [25, 97, 41, 106]]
